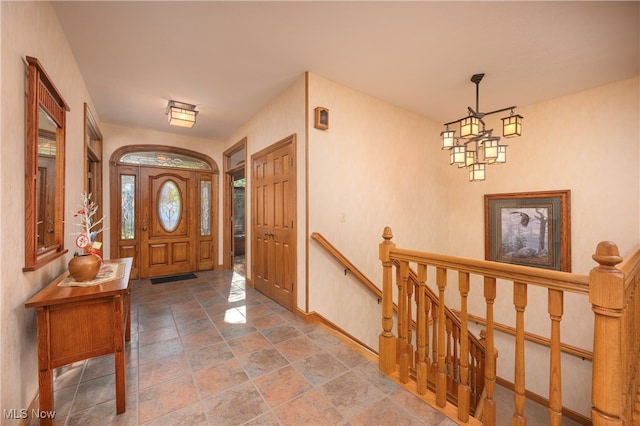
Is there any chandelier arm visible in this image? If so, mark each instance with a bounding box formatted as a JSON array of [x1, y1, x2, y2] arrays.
[[482, 105, 517, 117]]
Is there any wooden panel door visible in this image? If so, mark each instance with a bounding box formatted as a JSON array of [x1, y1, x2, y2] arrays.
[[140, 168, 197, 278], [252, 137, 296, 311]]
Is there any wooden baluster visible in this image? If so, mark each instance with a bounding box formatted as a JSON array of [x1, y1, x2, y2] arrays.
[[431, 300, 438, 381], [436, 267, 448, 407], [446, 317, 453, 379], [424, 293, 431, 380], [548, 288, 563, 426], [398, 260, 410, 383], [513, 282, 528, 426], [483, 277, 497, 426], [458, 270, 470, 424], [589, 241, 624, 426], [453, 324, 459, 383], [378, 227, 396, 375], [406, 265, 415, 370], [416, 264, 428, 394]]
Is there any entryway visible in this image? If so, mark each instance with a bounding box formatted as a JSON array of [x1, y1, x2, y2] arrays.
[[223, 139, 247, 277], [109, 146, 219, 279]]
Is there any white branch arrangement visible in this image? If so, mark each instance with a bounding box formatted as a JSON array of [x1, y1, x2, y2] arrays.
[[67, 192, 108, 254]]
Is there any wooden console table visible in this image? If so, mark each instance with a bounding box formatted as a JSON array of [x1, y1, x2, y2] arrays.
[[25, 258, 132, 425]]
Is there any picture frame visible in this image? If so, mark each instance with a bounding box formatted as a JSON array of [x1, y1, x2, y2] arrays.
[[484, 190, 571, 272]]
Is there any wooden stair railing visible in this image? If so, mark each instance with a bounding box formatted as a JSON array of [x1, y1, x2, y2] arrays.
[[311, 231, 487, 418], [379, 227, 595, 425], [397, 261, 488, 419], [380, 227, 640, 425]]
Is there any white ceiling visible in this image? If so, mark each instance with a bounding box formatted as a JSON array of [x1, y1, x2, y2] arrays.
[[52, 1, 639, 141]]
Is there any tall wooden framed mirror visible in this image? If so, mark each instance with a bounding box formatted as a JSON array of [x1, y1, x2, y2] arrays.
[[24, 56, 69, 270]]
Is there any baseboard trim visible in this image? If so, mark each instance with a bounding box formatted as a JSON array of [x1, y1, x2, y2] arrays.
[[294, 308, 377, 359]]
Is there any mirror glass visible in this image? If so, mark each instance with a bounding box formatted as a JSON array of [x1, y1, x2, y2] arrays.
[[37, 107, 58, 250]]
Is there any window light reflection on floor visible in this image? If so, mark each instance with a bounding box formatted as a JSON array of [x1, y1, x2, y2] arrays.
[[223, 305, 246, 324]]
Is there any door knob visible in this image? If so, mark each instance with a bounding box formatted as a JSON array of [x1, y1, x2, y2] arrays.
[[142, 226, 148, 231]]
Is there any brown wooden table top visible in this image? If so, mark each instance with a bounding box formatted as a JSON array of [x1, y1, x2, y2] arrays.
[[25, 258, 133, 309]]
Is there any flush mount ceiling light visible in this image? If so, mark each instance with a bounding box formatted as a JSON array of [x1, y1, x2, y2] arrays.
[[441, 73, 523, 182], [166, 100, 198, 128]]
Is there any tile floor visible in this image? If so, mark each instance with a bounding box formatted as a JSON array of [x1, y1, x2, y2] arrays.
[[46, 269, 459, 425]]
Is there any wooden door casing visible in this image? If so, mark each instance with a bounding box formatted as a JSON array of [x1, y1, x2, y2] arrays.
[[140, 168, 196, 278], [252, 135, 296, 311]]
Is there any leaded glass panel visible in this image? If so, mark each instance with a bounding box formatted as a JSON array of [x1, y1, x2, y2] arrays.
[[158, 181, 181, 232], [121, 175, 135, 239], [201, 181, 211, 236], [120, 151, 211, 170]]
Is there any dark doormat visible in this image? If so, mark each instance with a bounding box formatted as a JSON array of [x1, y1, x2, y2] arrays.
[[151, 273, 197, 285]]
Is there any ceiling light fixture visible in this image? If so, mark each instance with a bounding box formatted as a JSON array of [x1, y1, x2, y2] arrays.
[[441, 73, 523, 181], [166, 100, 198, 128]]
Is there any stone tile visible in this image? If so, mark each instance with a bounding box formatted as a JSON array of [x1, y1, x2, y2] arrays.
[[324, 342, 369, 368], [66, 395, 138, 426], [318, 371, 386, 419], [138, 337, 184, 365], [273, 389, 344, 425], [187, 341, 235, 372], [141, 401, 207, 426], [175, 317, 215, 336], [193, 358, 249, 398], [294, 352, 348, 386], [138, 353, 190, 390], [389, 387, 450, 423], [202, 381, 270, 425], [352, 361, 400, 395], [138, 325, 178, 347], [227, 331, 272, 357], [138, 376, 199, 424], [251, 312, 287, 330], [71, 374, 117, 412], [239, 347, 290, 379], [350, 397, 423, 426], [261, 323, 301, 345], [254, 365, 312, 408], [179, 327, 224, 352], [275, 334, 323, 363], [216, 321, 258, 340]]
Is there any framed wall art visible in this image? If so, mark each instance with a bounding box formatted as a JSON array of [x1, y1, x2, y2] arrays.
[[484, 190, 571, 272]]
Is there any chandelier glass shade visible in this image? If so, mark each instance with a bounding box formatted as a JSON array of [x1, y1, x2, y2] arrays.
[[441, 73, 523, 181]]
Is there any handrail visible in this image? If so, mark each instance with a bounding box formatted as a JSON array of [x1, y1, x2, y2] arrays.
[[311, 232, 382, 298], [390, 247, 590, 294]]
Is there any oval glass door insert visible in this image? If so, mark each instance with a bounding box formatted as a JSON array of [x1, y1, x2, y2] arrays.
[[158, 180, 181, 232]]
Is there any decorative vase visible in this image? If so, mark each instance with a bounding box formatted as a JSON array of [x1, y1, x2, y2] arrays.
[[68, 254, 101, 282]]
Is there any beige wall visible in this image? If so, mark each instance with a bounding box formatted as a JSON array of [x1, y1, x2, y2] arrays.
[[0, 1, 101, 413], [306, 73, 449, 349]]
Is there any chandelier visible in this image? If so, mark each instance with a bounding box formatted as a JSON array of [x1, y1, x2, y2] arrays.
[[441, 73, 523, 181]]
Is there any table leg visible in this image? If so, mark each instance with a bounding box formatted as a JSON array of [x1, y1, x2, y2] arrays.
[[36, 308, 54, 426], [114, 295, 126, 414]]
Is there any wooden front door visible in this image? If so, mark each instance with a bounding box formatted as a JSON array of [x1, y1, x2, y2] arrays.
[[140, 168, 197, 278], [252, 135, 296, 311]]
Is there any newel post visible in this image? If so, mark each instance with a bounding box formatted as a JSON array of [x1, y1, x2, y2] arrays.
[[590, 241, 624, 426], [379, 227, 397, 374]]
